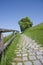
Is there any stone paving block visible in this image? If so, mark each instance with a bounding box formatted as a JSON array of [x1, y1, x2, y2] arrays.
[[27, 49, 33, 52], [34, 47, 38, 50], [16, 54, 21, 57], [24, 61, 32, 65], [29, 52, 36, 55], [29, 44, 32, 47], [31, 45, 36, 48], [15, 50, 18, 52], [39, 49, 43, 53], [37, 55, 43, 59], [32, 40, 35, 43], [22, 54, 27, 56], [39, 48, 43, 52], [18, 50, 22, 52], [35, 45, 40, 48], [23, 57, 28, 61], [11, 62, 16, 65], [21, 51, 26, 54], [17, 48, 20, 50], [13, 58, 22, 62], [17, 62, 22, 65], [22, 48, 27, 51], [16, 51, 20, 54], [40, 58, 43, 63], [33, 60, 42, 65], [36, 51, 43, 55], [29, 55, 36, 60]]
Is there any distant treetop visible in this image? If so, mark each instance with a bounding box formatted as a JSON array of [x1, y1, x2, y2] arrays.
[[18, 17, 33, 32]]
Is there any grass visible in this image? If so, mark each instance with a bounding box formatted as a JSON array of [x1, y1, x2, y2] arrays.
[[1, 34, 20, 65], [3, 33, 13, 44], [24, 23, 43, 47]]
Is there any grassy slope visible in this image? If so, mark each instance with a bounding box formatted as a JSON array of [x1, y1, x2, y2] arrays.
[[3, 34, 13, 44], [1, 34, 20, 65], [24, 23, 43, 47]]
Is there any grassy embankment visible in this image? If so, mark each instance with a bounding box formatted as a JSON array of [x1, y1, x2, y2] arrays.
[[24, 23, 43, 47], [3, 33, 13, 44], [1, 34, 20, 65]]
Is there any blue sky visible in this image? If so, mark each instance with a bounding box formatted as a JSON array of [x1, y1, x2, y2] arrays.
[[0, 0, 43, 31]]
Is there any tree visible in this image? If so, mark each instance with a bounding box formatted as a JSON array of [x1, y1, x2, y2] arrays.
[[18, 17, 33, 32]]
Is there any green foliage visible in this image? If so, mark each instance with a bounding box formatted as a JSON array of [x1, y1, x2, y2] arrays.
[[3, 34, 13, 44], [18, 17, 33, 32], [1, 34, 20, 65], [24, 23, 43, 47]]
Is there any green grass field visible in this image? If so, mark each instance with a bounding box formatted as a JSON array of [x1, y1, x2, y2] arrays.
[[1, 34, 20, 65], [24, 23, 43, 47]]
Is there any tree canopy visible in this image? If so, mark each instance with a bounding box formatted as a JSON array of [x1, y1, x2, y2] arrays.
[[18, 17, 33, 32]]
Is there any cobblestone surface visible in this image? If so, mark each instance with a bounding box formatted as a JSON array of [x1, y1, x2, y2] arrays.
[[11, 34, 43, 65]]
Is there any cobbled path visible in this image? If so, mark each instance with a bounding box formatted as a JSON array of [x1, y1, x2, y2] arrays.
[[11, 34, 43, 65]]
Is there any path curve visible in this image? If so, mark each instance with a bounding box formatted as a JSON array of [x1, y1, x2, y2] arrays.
[[11, 34, 43, 65]]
